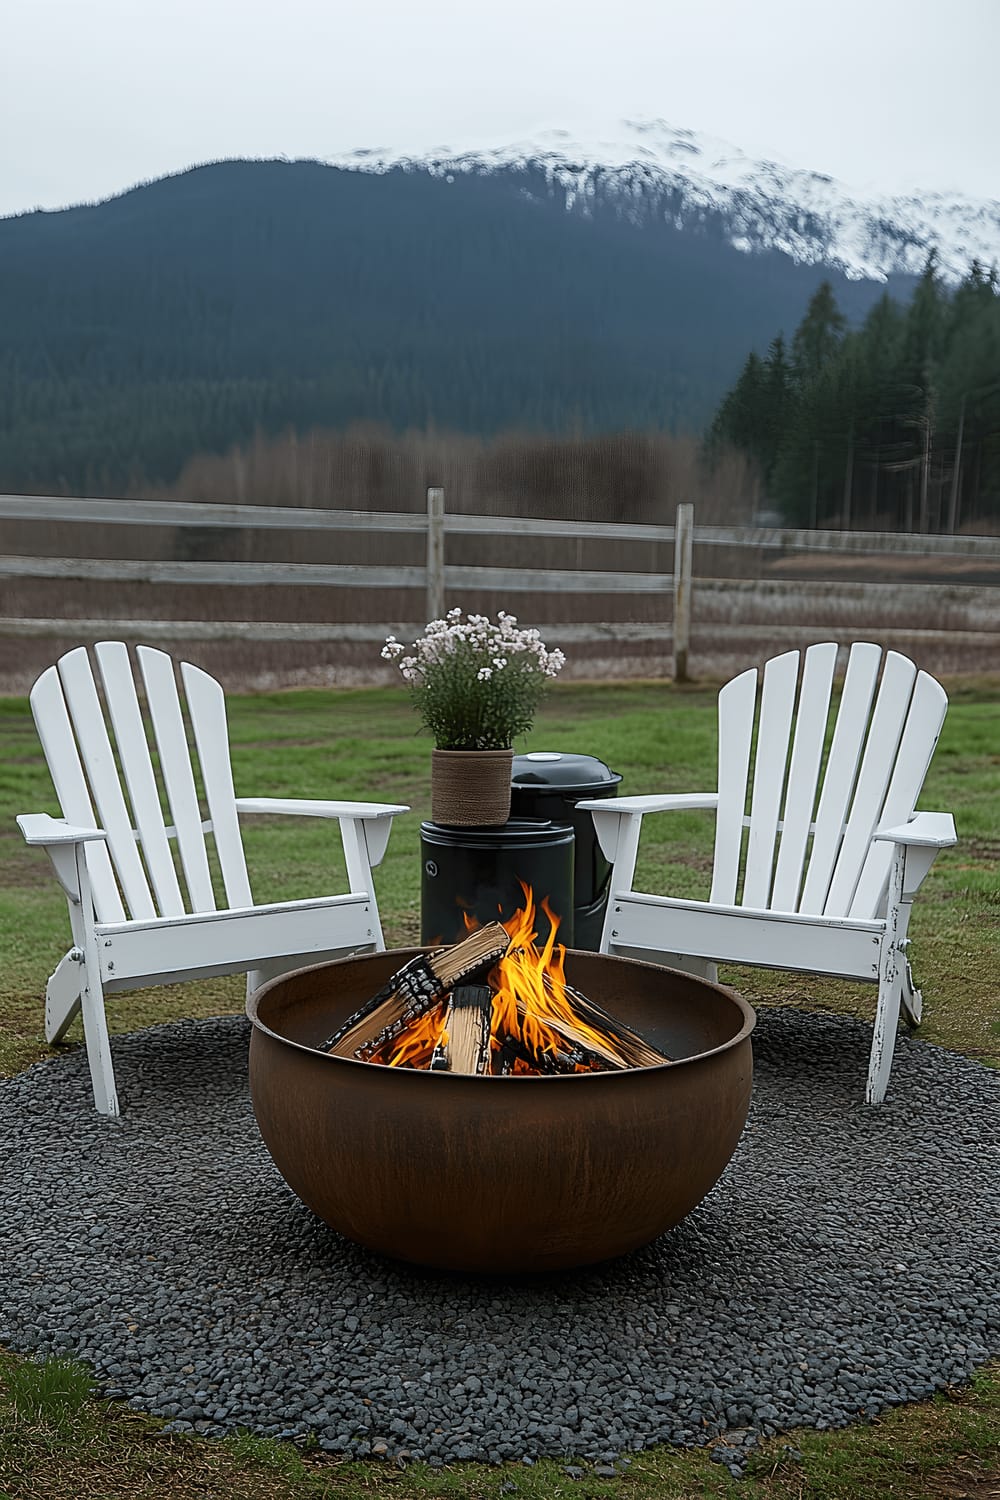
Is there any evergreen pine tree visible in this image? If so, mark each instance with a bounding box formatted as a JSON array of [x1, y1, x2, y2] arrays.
[[791, 281, 846, 386]]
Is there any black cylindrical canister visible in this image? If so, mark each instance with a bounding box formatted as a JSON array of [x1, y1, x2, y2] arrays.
[[420, 819, 575, 949], [509, 752, 622, 951]]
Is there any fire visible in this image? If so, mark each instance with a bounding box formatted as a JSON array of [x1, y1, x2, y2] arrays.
[[367, 884, 627, 1073], [381, 999, 449, 1069]]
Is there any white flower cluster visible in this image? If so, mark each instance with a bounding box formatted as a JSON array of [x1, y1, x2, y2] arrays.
[[381, 610, 565, 684], [381, 609, 566, 750]]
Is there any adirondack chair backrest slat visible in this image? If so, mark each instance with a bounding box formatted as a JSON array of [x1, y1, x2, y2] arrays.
[[769, 642, 838, 913], [848, 670, 948, 918], [709, 667, 757, 906], [94, 641, 186, 919], [136, 647, 217, 913], [742, 651, 798, 909], [29, 665, 127, 924], [823, 651, 917, 917], [55, 647, 160, 922], [31, 644, 274, 924], [181, 661, 253, 910], [707, 642, 946, 923], [797, 642, 883, 915]]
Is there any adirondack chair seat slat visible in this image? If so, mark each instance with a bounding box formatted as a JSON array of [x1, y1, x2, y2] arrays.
[[19, 642, 409, 1115], [582, 642, 957, 1104], [602, 897, 884, 980], [612, 891, 884, 931], [94, 895, 377, 990], [93, 889, 374, 936]]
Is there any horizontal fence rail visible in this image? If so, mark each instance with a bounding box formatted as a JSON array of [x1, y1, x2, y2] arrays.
[[1, 489, 998, 687], [0, 554, 671, 594], [0, 618, 673, 643], [5, 491, 1000, 559]]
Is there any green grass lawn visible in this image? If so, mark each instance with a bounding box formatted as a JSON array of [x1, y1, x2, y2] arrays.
[[1, 676, 998, 1500]]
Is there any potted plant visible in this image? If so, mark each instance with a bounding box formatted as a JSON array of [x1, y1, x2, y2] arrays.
[[382, 609, 566, 825]]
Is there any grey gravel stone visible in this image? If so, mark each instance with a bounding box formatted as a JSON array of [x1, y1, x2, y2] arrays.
[[1, 1009, 997, 1467]]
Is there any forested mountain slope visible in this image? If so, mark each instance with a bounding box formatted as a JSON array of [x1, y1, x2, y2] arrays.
[[0, 158, 907, 493]]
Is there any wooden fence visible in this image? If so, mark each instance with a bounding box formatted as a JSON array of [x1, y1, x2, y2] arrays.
[[1, 490, 998, 689]]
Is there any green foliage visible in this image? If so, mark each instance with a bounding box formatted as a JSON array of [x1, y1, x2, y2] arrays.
[[791, 279, 846, 385], [709, 256, 1000, 527], [223, 1429, 310, 1478], [384, 611, 564, 749], [0, 158, 895, 494], [1, 1355, 95, 1432]]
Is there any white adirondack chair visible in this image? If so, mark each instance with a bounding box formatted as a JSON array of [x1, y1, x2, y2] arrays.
[[17, 642, 409, 1116], [579, 642, 957, 1104]]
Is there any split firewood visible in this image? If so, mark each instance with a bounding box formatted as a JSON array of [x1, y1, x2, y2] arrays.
[[494, 1034, 560, 1075], [492, 1030, 611, 1075], [318, 923, 510, 1058], [514, 999, 627, 1070], [493, 1035, 519, 1076], [516, 1033, 611, 1074], [512, 972, 669, 1069], [551, 978, 669, 1067], [428, 985, 493, 1074], [549, 976, 669, 1066]]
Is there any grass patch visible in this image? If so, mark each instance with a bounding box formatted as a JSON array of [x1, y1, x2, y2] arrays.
[[1, 676, 998, 1499], [1, 1353, 95, 1434]]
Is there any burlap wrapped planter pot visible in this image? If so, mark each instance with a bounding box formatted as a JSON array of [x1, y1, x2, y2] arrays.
[[430, 747, 514, 827]]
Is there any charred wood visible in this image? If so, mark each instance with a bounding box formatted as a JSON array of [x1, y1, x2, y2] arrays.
[[318, 923, 510, 1057], [429, 984, 493, 1074]]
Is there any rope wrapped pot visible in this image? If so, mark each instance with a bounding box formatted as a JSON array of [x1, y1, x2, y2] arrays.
[[431, 748, 514, 827]]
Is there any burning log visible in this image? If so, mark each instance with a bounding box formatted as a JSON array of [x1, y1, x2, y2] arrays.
[[502, 1031, 611, 1075], [429, 985, 493, 1074], [319, 922, 510, 1058], [494, 1034, 563, 1075], [317, 887, 669, 1077], [495, 933, 669, 1071], [507, 985, 667, 1073], [541, 974, 669, 1069]]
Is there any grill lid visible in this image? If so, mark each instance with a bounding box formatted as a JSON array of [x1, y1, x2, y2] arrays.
[[511, 751, 622, 794]]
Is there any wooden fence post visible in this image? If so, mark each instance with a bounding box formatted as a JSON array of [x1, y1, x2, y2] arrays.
[[672, 502, 694, 683], [426, 487, 445, 622]]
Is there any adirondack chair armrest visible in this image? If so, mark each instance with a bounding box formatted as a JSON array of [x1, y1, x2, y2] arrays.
[[873, 811, 957, 848], [234, 798, 409, 821], [576, 793, 720, 816], [873, 812, 956, 902], [17, 813, 108, 904], [234, 797, 409, 872], [17, 812, 108, 846], [576, 793, 719, 867]]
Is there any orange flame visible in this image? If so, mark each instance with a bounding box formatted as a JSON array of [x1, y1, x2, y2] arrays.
[[367, 999, 450, 1069], [488, 884, 618, 1072], [367, 885, 623, 1072]]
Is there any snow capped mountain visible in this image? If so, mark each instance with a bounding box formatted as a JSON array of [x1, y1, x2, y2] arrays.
[[327, 118, 1000, 285]]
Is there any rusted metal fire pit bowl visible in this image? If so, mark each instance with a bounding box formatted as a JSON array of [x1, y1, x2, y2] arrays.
[[246, 949, 755, 1273]]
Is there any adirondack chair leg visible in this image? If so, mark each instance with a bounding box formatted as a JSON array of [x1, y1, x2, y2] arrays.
[[867, 846, 908, 1106], [246, 960, 302, 997], [653, 951, 720, 984], [340, 819, 387, 952], [70, 851, 120, 1117], [867, 963, 903, 1106], [79, 968, 120, 1117], [900, 958, 923, 1028], [44, 946, 84, 1042]]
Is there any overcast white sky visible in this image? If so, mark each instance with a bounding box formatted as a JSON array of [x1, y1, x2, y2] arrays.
[[2, 0, 997, 218]]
